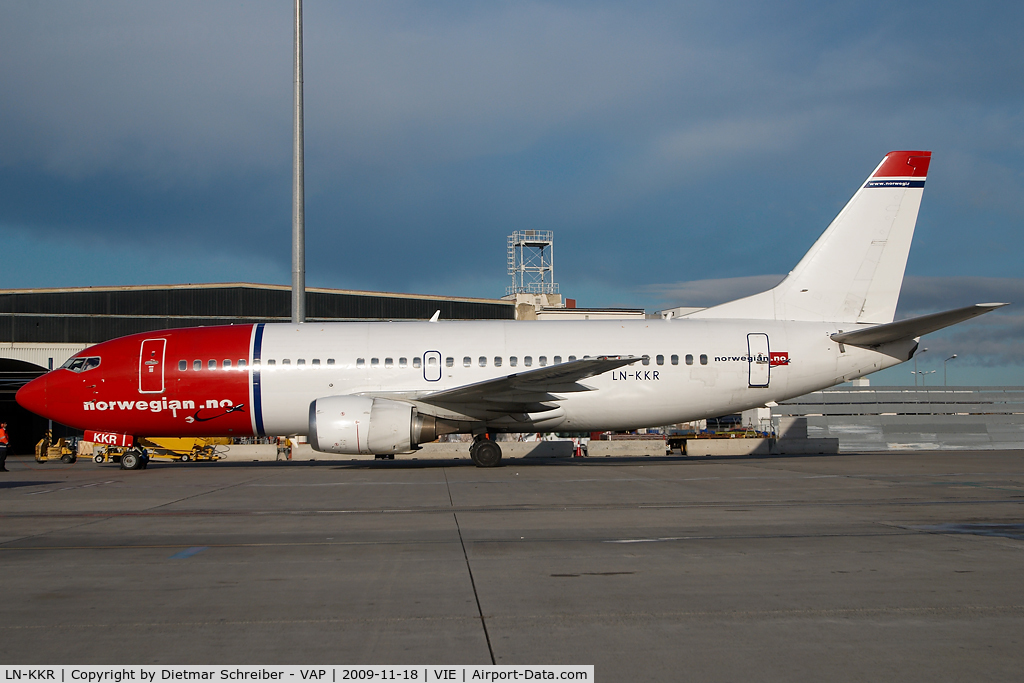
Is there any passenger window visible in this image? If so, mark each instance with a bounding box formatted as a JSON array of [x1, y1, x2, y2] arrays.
[[208, 359, 217, 370], [356, 358, 365, 368], [239, 359, 247, 368], [671, 355, 679, 365], [179, 360, 187, 371], [399, 357, 407, 368], [568, 356, 577, 362], [538, 356, 546, 367], [327, 359, 335, 365], [415, 357, 424, 368], [524, 356, 533, 367], [385, 358, 393, 368], [510, 356, 518, 367], [479, 356, 487, 367], [193, 360, 201, 370], [656, 355, 664, 366], [494, 357, 502, 367], [311, 359, 320, 365], [297, 359, 305, 365], [685, 354, 693, 366], [267, 359, 276, 366], [554, 356, 562, 364], [446, 357, 454, 367], [463, 356, 472, 367], [700, 354, 708, 365], [224, 359, 232, 368], [371, 358, 379, 367], [282, 359, 291, 365], [641, 355, 650, 366]]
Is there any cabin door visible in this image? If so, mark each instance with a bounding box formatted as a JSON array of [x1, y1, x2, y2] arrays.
[[423, 350, 442, 382], [747, 333, 770, 388], [139, 338, 167, 393]]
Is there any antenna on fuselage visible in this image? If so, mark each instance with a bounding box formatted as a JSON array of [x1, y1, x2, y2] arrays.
[[291, 0, 306, 324]]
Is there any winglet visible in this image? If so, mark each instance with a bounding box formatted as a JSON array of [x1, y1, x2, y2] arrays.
[[429, 310, 440, 323]]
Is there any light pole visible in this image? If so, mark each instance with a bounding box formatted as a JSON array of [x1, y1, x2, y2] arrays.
[[291, 0, 306, 324], [944, 354, 958, 386], [913, 347, 928, 387], [919, 370, 936, 386]]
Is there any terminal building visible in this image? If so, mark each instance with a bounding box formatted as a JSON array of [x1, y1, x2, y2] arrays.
[[774, 385, 1024, 451]]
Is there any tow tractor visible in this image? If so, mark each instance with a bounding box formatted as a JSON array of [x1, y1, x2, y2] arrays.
[[93, 436, 228, 469], [34, 431, 79, 464], [142, 437, 228, 462]]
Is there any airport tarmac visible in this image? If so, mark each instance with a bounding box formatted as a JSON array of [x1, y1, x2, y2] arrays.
[[2, 451, 1024, 681]]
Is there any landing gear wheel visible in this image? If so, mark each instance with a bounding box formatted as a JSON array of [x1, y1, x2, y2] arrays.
[[120, 450, 143, 470], [94, 454, 105, 464], [471, 440, 502, 468]]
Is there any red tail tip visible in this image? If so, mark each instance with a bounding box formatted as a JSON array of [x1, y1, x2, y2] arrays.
[[873, 151, 931, 178]]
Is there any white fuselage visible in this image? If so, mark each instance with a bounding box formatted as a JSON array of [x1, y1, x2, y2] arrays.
[[252, 318, 910, 435]]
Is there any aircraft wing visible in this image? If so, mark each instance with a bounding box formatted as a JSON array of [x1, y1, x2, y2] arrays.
[[364, 355, 641, 418], [831, 303, 1007, 347]]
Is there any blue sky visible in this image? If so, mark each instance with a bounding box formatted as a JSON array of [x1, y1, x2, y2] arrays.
[[1, 1, 1021, 384]]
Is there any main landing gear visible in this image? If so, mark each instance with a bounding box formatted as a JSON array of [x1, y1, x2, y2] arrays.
[[469, 435, 502, 468]]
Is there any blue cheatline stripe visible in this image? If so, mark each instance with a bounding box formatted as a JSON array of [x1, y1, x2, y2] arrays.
[[169, 546, 208, 559], [253, 323, 266, 437], [864, 179, 926, 188]]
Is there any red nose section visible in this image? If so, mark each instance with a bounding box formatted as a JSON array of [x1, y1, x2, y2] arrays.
[[16, 374, 50, 418]]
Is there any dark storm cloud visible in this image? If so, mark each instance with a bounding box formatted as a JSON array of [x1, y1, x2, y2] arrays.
[[1, 0, 1022, 304], [896, 277, 1023, 367], [896, 276, 1024, 313]]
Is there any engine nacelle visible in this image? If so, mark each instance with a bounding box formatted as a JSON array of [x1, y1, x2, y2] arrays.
[[308, 396, 443, 454]]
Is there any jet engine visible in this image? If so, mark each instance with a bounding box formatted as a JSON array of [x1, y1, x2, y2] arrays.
[[308, 396, 446, 454]]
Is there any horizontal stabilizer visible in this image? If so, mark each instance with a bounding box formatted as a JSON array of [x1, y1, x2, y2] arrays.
[[830, 303, 1007, 347]]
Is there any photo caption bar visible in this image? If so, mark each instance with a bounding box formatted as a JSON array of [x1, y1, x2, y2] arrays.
[[0, 666, 594, 683]]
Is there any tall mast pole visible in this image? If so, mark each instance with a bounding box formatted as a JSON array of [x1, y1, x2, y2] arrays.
[[291, 0, 306, 323]]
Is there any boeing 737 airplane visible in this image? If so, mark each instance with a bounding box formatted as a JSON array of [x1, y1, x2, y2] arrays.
[[16, 151, 1006, 468]]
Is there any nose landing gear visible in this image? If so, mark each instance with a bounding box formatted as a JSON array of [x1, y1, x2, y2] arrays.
[[119, 448, 150, 470]]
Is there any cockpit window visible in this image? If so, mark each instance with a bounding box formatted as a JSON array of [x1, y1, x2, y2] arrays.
[[61, 356, 101, 373]]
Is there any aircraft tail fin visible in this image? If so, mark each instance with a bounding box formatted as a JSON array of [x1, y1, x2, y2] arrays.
[[692, 151, 931, 323]]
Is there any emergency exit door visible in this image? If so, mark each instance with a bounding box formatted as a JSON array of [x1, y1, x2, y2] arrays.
[[139, 338, 167, 393], [747, 333, 770, 388]]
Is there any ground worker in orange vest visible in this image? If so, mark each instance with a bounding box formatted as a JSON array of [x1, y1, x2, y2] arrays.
[[0, 422, 9, 472]]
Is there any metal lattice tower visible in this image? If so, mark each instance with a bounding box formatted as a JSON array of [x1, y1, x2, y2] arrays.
[[507, 230, 558, 296]]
